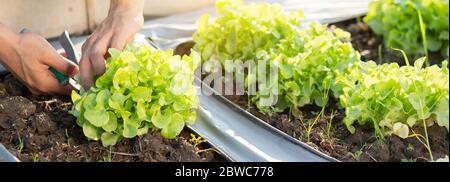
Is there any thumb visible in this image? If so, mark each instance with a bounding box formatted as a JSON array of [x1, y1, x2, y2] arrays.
[[41, 70, 74, 95]]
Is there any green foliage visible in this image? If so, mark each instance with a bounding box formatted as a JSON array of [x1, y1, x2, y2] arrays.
[[193, 0, 360, 113], [70, 45, 200, 146], [364, 0, 449, 58], [337, 58, 449, 137], [194, 0, 449, 143], [194, 0, 304, 61]]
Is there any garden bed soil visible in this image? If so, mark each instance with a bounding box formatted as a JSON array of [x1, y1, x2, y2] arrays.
[[225, 95, 448, 162], [179, 19, 449, 162], [331, 18, 445, 65], [0, 74, 224, 162]]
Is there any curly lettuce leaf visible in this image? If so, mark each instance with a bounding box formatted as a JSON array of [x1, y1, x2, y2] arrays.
[[338, 59, 449, 137], [70, 45, 200, 146], [194, 0, 360, 114], [364, 0, 449, 58]]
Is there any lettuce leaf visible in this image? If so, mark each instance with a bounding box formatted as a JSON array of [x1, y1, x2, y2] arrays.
[[337, 59, 449, 137], [70, 45, 200, 146], [193, 0, 361, 113], [364, 0, 449, 58]]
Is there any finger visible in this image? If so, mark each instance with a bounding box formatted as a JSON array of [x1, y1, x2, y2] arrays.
[[39, 71, 73, 95], [90, 49, 106, 76], [43, 52, 79, 77], [52, 85, 74, 95], [89, 37, 111, 76], [79, 53, 94, 90], [58, 50, 67, 58], [70, 65, 80, 77]]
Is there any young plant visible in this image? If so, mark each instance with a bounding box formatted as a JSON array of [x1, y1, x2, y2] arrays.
[[337, 58, 449, 141], [70, 45, 200, 147], [103, 146, 113, 162], [16, 133, 23, 153], [65, 128, 71, 147], [306, 86, 329, 143], [32, 154, 39, 162], [326, 110, 335, 139], [194, 0, 361, 114], [409, 129, 433, 160], [364, 0, 449, 58], [190, 133, 207, 148], [189, 133, 221, 154]]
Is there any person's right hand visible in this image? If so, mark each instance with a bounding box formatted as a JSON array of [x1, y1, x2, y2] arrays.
[[0, 31, 79, 95], [79, 0, 144, 90]]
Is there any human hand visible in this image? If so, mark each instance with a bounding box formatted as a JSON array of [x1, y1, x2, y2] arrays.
[[0, 31, 79, 95], [79, 0, 144, 90]]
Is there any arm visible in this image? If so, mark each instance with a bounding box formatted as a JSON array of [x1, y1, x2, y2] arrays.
[[0, 23, 79, 95], [79, 0, 144, 89]]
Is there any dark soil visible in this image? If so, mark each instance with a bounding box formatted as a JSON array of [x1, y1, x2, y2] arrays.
[[0, 74, 225, 162], [331, 18, 445, 65], [327, 19, 449, 161], [225, 95, 448, 162], [174, 41, 195, 56]]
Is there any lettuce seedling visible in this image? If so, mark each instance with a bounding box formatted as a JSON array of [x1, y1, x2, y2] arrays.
[[337, 58, 449, 137], [194, 0, 361, 113], [364, 0, 449, 58], [70, 45, 200, 146]]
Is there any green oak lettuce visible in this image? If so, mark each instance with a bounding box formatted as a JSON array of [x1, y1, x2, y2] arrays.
[[193, 0, 449, 140], [337, 58, 449, 138], [194, 0, 304, 62], [281, 24, 361, 108], [364, 0, 449, 58], [193, 0, 361, 113], [70, 45, 200, 146]]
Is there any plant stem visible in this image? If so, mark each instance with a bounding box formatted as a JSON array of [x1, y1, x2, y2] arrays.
[[414, 68, 433, 160], [65, 129, 71, 147], [16, 133, 23, 153], [247, 93, 251, 111], [392, 48, 410, 66], [378, 44, 383, 64], [307, 98, 327, 143], [326, 110, 334, 138], [416, 8, 430, 66], [421, 118, 433, 160]]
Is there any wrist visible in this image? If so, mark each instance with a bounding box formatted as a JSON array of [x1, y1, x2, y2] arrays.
[[109, 0, 144, 16], [0, 24, 21, 65]]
